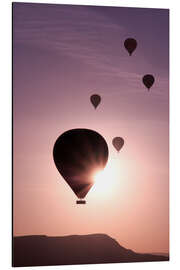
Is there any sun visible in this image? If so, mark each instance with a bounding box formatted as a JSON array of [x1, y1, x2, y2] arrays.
[[89, 158, 121, 199]]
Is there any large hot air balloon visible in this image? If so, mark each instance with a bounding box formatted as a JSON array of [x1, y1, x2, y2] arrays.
[[112, 137, 124, 152], [124, 38, 137, 56], [142, 74, 155, 90], [53, 129, 109, 204], [90, 94, 101, 109]]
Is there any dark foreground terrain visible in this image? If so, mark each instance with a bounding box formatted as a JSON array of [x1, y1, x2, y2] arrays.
[[13, 234, 169, 267]]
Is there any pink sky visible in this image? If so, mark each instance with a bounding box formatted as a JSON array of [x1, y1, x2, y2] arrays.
[[13, 3, 169, 253]]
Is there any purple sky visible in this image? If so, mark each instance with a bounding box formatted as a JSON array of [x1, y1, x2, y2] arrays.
[[13, 3, 169, 253]]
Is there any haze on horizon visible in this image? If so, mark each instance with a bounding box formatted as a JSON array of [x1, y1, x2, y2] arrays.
[[13, 3, 169, 254]]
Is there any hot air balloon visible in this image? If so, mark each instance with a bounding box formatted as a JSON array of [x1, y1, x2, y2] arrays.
[[90, 94, 101, 109], [112, 137, 124, 152], [124, 38, 137, 56], [53, 129, 109, 204], [142, 74, 155, 90]]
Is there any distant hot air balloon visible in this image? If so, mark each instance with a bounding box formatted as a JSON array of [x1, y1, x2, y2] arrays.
[[90, 94, 101, 109], [142, 74, 155, 90], [124, 38, 137, 56], [53, 129, 109, 204], [112, 137, 124, 152]]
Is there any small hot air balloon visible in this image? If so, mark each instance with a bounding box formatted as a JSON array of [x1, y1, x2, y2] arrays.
[[90, 94, 101, 109], [142, 74, 155, 90], [53, 129, 109, 204], [124, 38, 137, 56], [112, 137, 124, 152]]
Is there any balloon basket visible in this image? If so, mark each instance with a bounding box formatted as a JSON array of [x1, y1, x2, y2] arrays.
[[76, 200, 86, 204]]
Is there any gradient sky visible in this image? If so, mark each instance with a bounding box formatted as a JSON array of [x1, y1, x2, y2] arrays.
[[13, 3, 169, 254]]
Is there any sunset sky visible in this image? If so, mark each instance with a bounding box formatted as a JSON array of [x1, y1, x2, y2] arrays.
[[13, 3, 169, 254]]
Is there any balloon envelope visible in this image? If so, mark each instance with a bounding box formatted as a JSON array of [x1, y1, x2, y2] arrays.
[[124, 38, 137, 55], [53, 129, 109, 199], [90, 94, 101, 109], [112, 137, 124, 152], [142, 74, 155, 90]]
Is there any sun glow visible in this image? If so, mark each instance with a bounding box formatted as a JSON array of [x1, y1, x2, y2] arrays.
[[89, 158, 122, 199]]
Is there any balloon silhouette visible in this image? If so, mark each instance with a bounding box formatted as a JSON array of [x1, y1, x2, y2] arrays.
[[90, 94, 101, 109], [142, 74, 155, 90], [53, 129, 109, 204], [124, 38, 137, 56], [112, 137, 124, 152]]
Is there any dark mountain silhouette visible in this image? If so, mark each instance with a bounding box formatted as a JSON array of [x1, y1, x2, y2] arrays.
[[13, 234, 169, 267], [151, 252, 169, 257]]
